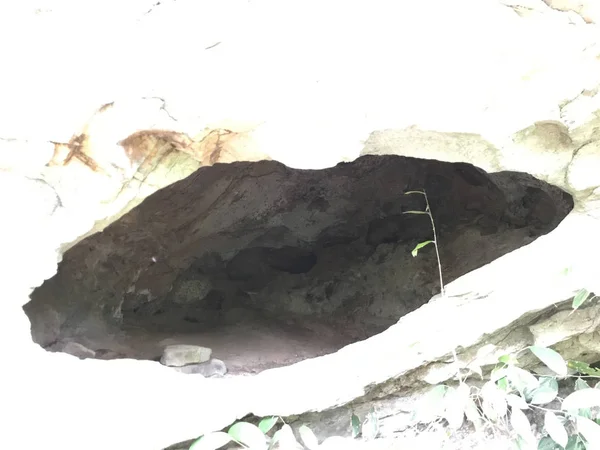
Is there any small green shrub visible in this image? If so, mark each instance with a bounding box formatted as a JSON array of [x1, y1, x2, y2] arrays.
[[189, 412, 379, 450], [404, 188, 600, 449], [413, 306, 600, 450], [403, 189, 445, 297]]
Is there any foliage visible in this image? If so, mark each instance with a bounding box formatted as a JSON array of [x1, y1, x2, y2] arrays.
[[189, 411, 380, 450], [413, 339, 600, 449], [405, 188, 600, 448], [571, 289, 598, 313]]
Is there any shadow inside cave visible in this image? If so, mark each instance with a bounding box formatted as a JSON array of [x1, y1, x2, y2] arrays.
[[23, 155, 574, 376]]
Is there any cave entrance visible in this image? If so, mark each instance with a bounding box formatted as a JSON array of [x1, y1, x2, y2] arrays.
[[23, 155, 573, 377]]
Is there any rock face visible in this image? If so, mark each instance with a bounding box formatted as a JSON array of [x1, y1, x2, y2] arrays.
[[160, 345, 212, 367], [47, 341, 96, 359], [543, 0, 600, 23], [173, 359, 228, 377], [1, 1, 600, 450]]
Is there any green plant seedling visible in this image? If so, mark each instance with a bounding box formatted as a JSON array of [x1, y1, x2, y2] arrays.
[[404, 189, 445, 297]]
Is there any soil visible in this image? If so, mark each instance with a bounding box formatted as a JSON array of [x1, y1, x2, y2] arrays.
[[86, 310, 383, 376]]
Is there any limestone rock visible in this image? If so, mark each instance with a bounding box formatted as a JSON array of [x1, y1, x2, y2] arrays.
[[47, 341, 96, 359], [542, 0, 600, 23], [174, 359, 228, 377], [170, 276, 213, 305], [95, 349, 127, 360], [29, 304, 63, 347], [160, 345, 212, 367], [2, 0, 600, 449]]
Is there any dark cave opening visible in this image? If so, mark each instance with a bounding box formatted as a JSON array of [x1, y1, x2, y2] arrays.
[[23, 155, 574, 376]]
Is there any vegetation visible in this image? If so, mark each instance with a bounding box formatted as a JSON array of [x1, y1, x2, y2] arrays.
[[405, 190, 600, 449], [412, 326, 600, 450], [403, 189, 445, 297], [188, 412, 379, 449], [189, 188, 600, 450]]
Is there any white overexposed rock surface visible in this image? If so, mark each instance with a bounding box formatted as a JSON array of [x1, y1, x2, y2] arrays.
[[0, 1, 599, 449]]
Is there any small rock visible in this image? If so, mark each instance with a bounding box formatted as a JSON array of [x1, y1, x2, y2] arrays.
[[174, 358, 227, 377], [48, 341, 96, 359], [160, 344, 212, 367], [171, 277, 213, 305]]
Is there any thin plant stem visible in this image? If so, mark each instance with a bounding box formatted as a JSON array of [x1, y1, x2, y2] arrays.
[[421, 190, 445, 298]]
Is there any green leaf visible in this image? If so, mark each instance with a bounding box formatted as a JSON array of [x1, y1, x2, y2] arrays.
[[299, 425, 319, 450], [529, 377, 559, 405], [573, 289, 591, 311], [443, 383, 470, 429], [575, 378, 591, 391], [537, 436, 563, 450], [498, 376, 510, 392], [414, 385, 447, 422], [492, 366, 509, 383], [464, 397, 483, 431], [269, 424, 297, 450], [189, 432, 232, 450], [563, 389, 600, 411], [565, 434, 587, 450], [481, 380, 507, 422], [351, 414, 361, 438], [362, 410, 380, 440], [545, 411, 568, 448], [500, 354, 520, 366], [411, 240, 434, 257], [538, 438, 563, 450], [506, 393, 529, 410], [228, 422, 267, 449], [569, 360, 600, 376], [511, 407, 536, 447], [577, 416, 600, 448], [506, 366, 540, 399], [258, 416, 279, 435], [513, 435, 528, 450], [529, 346, 568, 377]]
